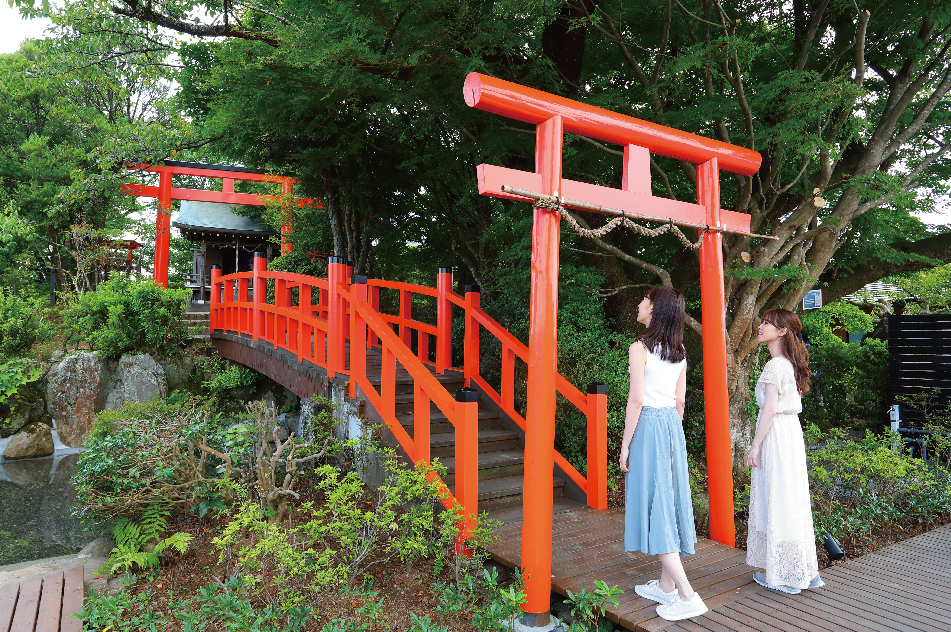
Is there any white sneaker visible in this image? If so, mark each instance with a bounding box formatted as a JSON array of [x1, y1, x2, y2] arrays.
[[635, 579, 678, 605], [656, 593, 708, 621], [806, 574, 825, 589], [753, 571, 801, 594]]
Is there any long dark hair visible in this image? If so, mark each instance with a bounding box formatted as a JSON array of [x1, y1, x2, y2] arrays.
[[761, 308, 810, 394], [639, 286, 686, 363]]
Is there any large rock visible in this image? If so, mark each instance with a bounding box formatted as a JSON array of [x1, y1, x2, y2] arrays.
[[3, 421, 54, 460], [102, 354, 167, 410], [46, 352, 106, 447]]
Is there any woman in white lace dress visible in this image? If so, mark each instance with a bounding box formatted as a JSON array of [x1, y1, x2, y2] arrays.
[[746, 309, 823, 594]]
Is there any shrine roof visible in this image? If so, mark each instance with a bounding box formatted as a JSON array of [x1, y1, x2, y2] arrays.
[[172, 200, 276, 236]]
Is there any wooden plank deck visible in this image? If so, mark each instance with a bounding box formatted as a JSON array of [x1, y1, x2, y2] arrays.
[[486, 500, 951, 631], [0, 568, 82, 632]]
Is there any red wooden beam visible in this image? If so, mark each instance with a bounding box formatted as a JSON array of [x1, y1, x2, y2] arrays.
[[464, 73, 761, 176]]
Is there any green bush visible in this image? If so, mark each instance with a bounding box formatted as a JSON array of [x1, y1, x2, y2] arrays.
[[809, 429, 951, 551], [0, 288, 49, 359], [73, 400, 227, 525], [65, 276, 190, 358], [802, 338, 889, 431]]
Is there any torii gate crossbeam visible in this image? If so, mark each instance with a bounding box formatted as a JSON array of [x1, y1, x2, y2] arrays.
[[464, 73, 761, 624], [122, 160, 316, 287]]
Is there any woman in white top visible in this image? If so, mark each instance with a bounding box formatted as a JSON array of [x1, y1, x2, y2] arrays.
[[621, 286, 707, 621], [746, 308, 822, 593]]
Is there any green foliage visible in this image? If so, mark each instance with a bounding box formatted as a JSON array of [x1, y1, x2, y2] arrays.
[[895, 389, 951, 470], [886, 264, 951, 314], [64, 276, 190, 358], [0, 289, 49, 359], [101, 506, 194, 575], [73, 400, 228, 524], [564, 580, 624, 632], [0, 358, 42, 406], [799, 302, 888, 430], [801, 302, 874, 347], [802, 338, 889, 431], [808, 429, 951, 551], [79, 576, 312, 632], [206, 363, 260, 403], [212, 454, 494, 609]]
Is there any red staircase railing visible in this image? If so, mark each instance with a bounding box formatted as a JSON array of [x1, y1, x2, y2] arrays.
[[209, 256, 608, 538]]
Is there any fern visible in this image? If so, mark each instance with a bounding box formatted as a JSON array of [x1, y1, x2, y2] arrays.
[[138, 506, 171, 543], [101, 506, 190, 575], [155, 531, 194, 556]]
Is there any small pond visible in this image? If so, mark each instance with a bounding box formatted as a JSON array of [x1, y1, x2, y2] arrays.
[[0, 454, 96, 566]]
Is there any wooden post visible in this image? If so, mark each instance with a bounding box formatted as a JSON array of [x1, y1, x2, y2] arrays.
[[454, 387, 479, 547], [436, 267, 452, 374], [349, 275, 368, 398], [464, 286, 480, 387], [586, 383, 608, 510], [252, 252, 266, 341], [327, 256, 348, 378], [520, 114, 563, 625], [210, 266, 221, 331], [698, 158, 736, 548]]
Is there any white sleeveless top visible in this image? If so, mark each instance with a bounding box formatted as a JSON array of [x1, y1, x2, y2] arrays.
[[642, 346, 686, 408]]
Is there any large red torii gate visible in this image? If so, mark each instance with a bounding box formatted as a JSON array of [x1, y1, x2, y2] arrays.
[[464, 73, 762, 623], [122, 160, 315, 287]]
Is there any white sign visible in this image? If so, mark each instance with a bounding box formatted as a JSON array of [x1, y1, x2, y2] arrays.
[[803, 289, 822, 310]]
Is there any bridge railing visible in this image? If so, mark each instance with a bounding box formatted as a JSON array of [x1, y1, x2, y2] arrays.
[[209, 256, 607, 534]]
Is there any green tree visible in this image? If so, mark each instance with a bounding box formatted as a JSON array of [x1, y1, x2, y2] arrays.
[[32, 0, 951, 463]]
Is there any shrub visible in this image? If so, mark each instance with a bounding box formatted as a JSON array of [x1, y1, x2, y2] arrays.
[[802, 338, 889, 431], [64, 276, 190, 358], [808, 429, 951, 551], [0, 289, 49, 359], [73, 400, 229, 524]]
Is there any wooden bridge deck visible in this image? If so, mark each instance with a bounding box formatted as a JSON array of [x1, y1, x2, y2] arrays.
[[486, 500, 951, 631], [0, 567, 82, 632]]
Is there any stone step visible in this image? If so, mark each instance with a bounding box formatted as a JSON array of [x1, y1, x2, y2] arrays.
[[397, 409, 500, 426], [431, 430, 521, 457], [440, 449, 525, 477]]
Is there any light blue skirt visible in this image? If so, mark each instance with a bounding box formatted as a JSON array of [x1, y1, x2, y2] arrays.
[[624, 406, 697, 555]]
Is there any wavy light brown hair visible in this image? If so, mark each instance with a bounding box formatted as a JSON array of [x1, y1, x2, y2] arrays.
[[760, 308, 810, 394], [640, 286, 686, 363]]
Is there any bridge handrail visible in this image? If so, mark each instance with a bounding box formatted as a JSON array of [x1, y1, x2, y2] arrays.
[[208, 260, 605, 515], [341, 280, 479, 530], [443, 291, 594, 495]]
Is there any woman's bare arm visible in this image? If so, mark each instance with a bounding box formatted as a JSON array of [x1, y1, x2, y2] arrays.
[[620, 341, 647, 473], [747, 383, 779, 468]]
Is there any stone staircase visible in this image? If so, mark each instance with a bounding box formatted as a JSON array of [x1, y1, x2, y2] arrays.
[[182, 312, 211, 345], [386, 373, 565, 513]]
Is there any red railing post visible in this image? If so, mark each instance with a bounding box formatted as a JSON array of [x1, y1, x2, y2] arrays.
[[276, 277, 289, 348], [586, 383, 608, 510], [224, 279, 234, 332], [464, 285, 480, 387], [349, 275, 368, 398], [327, 256, 348, 378], [415, 383, 431, 464], [399, 289, 413, 348], [368, 285, 380, 347], [454, 387, 479, 548], [252, 252, 267, 341], [344, 260, 353, 340], [209, 266, 221, 331], [299, 283, 312, 362], [698, 158, 736, 548], [436, 267, 452, 374]]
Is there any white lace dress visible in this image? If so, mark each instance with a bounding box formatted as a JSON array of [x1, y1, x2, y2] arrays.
[[746, 357, 819, 589]]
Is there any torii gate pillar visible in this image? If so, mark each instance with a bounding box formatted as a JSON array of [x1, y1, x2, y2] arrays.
[[465, 73, 760, 622]]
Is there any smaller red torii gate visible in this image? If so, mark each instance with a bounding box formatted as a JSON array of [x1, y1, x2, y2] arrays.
[[122, 160, 317, 287], [464, 73, 762, 623]]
